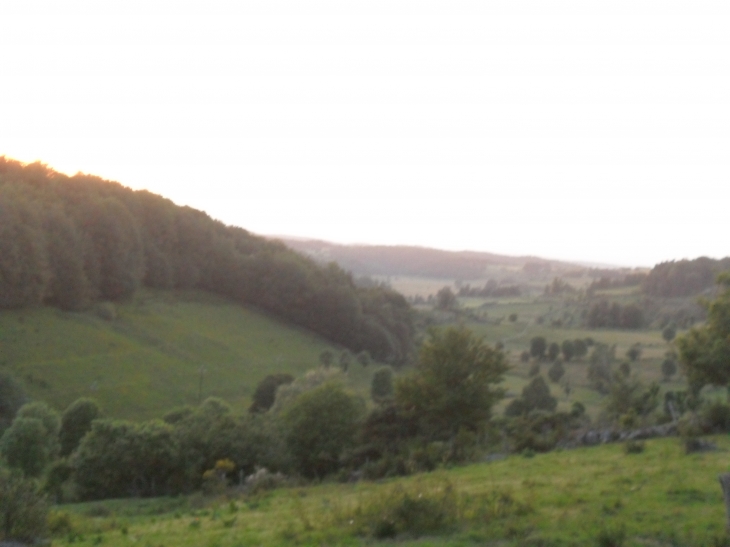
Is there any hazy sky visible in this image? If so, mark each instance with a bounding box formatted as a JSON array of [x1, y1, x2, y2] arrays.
[[2, 1, 729, 267]]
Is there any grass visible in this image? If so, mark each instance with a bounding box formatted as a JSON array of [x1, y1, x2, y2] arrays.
[[0, 289, 378, 420], [0, 283, 692, 422], [51, 435, 730, 546]]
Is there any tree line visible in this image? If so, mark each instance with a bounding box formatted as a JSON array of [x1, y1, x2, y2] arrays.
[[0, 158, 413, 364], [642, 256, 730, 297]]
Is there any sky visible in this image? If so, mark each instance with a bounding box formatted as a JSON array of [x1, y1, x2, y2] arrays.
[[1, 1, 729, 268]]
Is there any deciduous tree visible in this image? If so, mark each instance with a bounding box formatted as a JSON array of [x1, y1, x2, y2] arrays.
[[396, 327, 508, 441], [677, 274, 730, 392]]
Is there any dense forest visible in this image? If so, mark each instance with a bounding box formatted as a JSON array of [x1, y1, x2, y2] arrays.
[[643, 257, 730, 297], [0, 158, 413, 364]]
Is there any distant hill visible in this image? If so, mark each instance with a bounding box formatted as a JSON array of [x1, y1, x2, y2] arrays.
[[277, 238, 581, 280]]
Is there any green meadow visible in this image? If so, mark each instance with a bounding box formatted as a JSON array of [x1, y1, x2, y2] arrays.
[[53, 436, 730, 547], [0, 289, 375, 420]]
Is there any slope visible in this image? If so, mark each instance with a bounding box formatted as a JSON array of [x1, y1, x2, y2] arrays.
[[0, 289, 356, 420]]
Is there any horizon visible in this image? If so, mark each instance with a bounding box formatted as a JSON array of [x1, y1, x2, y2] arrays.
[[2, 2, 729, 268]]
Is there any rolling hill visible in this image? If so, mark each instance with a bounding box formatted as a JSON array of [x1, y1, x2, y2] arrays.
[[0, 289, 376, 420]]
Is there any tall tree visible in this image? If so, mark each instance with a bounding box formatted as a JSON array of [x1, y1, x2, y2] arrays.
[[677, 274, 730, 392], [59, 398, 101, 457], [396, 327, 508, 441]]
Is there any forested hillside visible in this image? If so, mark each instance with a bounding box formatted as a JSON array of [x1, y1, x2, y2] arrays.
[[0, 158, 413, 364], [642, 256, 730, 297], [280, 238, 564, 280]]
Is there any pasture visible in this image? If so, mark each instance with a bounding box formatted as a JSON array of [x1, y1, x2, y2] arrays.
[[53, 435, 730, 547], [0, 289, 374, 420]]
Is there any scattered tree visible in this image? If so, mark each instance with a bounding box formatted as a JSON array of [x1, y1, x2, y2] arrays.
[[626, 344, 642, 362], [661, 357, 678, 382], [396, 326, 508, 441], [505, 376, 557, 416], [547, 361, 566, 384], [677, 274, 730, 392], [530, 336, 547, 360], [547, 342, 560, 362], [560, 340, 575, 362], [587, 343, 616, 394], [662, 325, 677, 344], [435, 286, 457, 311]]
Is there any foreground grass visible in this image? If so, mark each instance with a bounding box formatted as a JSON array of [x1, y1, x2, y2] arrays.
[[54, 436, 730, 546]]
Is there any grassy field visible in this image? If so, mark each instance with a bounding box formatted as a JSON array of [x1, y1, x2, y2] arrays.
[[0, 282, 697, 423], [0, 289, 379, 420], [413, 288, 692, 420], [52, 435, 730, 547]]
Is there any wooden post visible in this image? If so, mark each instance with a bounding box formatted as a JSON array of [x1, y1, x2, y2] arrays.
[[718, 473, 730, 530]]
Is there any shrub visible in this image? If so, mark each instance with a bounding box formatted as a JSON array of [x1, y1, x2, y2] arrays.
[[623, 440, 645, 454], [341, 480, 530, 539], [701, 401, 730, 432], [347, 482, 458, 538], [244, 467, 288, 495], [547, 361, 565, 383], [248, 374, 294, 413], [202, 459, 235, 495], [0, 470, 48, 542], [282, 383, 363, 478], [60, 398, 101, 456], [0, 417, 53, 477]]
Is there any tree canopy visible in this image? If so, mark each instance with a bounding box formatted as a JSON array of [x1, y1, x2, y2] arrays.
[[396, 326, 508, 441], [643, 257, 730, 297], [0, 158, 414, 364], [677, 273, 730, 391]]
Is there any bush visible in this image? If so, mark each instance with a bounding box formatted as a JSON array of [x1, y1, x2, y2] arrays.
[[282, 382, 363, 478], [60, 398, 100, 456], [73, 419, 180, 500], [0, 417, 53, 477], [623, 440, 645, 454], [248, 374, 294, 413], [347, 481, 458, 538], [342, 480, 530, 539], [0, 470, 48, 542], [244, 467, 288, 494], [701, 401, 730, 432], [547, 361, 565, 383]]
